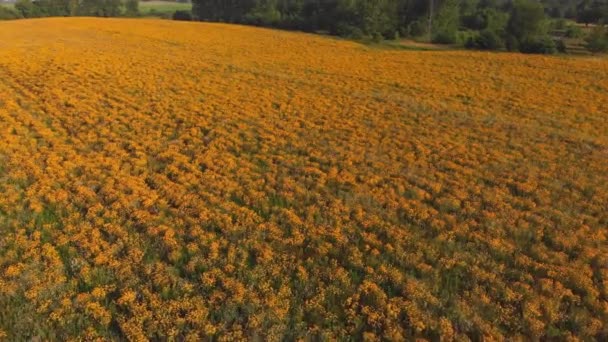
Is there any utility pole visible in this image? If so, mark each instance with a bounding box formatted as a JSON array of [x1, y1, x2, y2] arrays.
[[428, 0, 433, 42]]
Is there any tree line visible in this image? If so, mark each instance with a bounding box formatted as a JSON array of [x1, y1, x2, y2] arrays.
[[191, 0, 608, 53], [1, 0, 607, 54], [3, 0, 139, 18]]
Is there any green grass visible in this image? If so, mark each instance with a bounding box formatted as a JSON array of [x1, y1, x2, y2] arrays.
[[0, 3, 15, 9], [139, 1, 191, 16], [360, 38, 457, 51]]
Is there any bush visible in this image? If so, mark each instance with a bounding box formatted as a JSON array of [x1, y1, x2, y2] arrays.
[[507, 0, 548, 41], [125, 0, 139, 17], [432, 0, 459, 44], [465, 30, 504, 50], [552, 18, 567, 30], [462, 12, 487, 31], [478, 30, 504, 50], [519, 36, 557, 54], [15, 0, 40, 18], [464, 35, 476, 49], [172, 10, 192, 21], [565, 25, 584, 38], [585, 27, 608, 53], [371, 32, 384, 43], [243, 4, 281, 26], [432, 31, 457, 44], [555, 38, 567, 53], [335, 23, 364, 40], [457, 30, 476, 45], [463, 8, 508, 33], [505, 34, 519, 51], [0, 6, 21, 19], [407, 20, 426, 37]]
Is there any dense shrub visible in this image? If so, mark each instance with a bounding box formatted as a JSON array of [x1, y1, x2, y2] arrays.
[[505, 34, 520, 51], [243, 2, 281, 26], [172, 10, 192, 21], [0, 6, 21, 20], [406, 20, 426, 37], [585, 26, 608, 53], [15, 0, 42, 18], [555, 38, 567, 53], [507, 0, 548, 42], [457, 30, 476, 45], [463, 8, 508, 33], [565, 24, 584, 38], [519, 35, 557, 54], [432, 0, 459, 44], [14, 0, 132, 18], [465, 30, 504, 50], [462, 11, 487, 31], [124, 0, 138, 17], [335, 22, 364, 39], [552, 18, 567, 30], [432, 31, 457, 44]]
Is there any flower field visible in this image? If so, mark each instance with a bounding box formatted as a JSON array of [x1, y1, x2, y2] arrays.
[[0, 18, 607, 340]]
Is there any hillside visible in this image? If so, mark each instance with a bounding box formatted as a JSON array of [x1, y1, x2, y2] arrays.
[[0, 18, 607, 340]]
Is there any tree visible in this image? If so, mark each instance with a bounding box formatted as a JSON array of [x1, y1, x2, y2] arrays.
[[519, 35, 557, 53], [507, 0, 548, 41], [15, 0, 44, 17], [125, 0, 139, 16], [432, 0, 460, 43], [465, 29, 505, 49], [585, 26, 608, 52], [0, 5, 21, 19], [173, 9, 193, 20], [356, 0, 399, 37], [244, 0, 282, 25], [462, 7, 508, 32], [577, 0, 608, 25]]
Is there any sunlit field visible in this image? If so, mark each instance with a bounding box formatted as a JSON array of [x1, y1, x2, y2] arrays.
[[0, 18, 607, 340]]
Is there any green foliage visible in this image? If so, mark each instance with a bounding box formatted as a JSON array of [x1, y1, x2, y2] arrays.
[[465, 29, 504, 50], [552, 18, 567, 30], [14, 0, 82, 17], [406, 19, 427, 37], [244, 0, 282, 26], [13, 0, 147, 18], [462, 7, 508, 32], [77, 0, 122, 17], [519, 35, 557, 54], [185, 0, 579, 49], [504, 0, 561, 54], [432, 0, 460, 44], [564, 24, 584, 38], [555, 38, 567, 53], [577, 0, 608, 25], [189, 0, 444, 41], [124, 0, 138, 16], [335, 22, 365, 39], [585, 26, 608, 53], [140, 1, 191, 17], [505, 34, 519, 51], [15, 0, 42, 18], [172, 9, 192, 21], [0, 5, 21, 20], [356, 0, 399, 37], [507, 0, 548, 41]]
